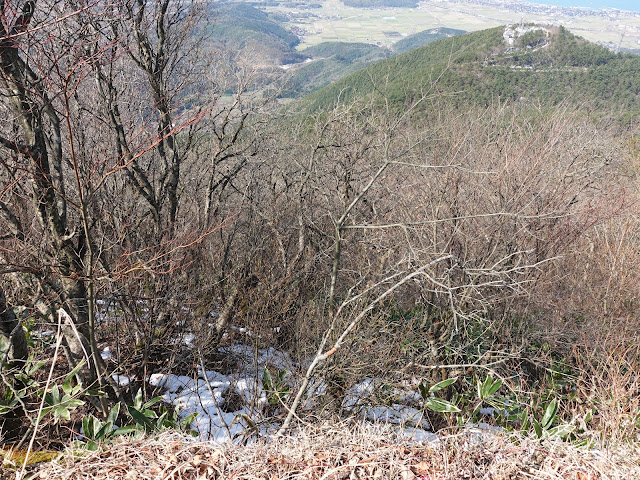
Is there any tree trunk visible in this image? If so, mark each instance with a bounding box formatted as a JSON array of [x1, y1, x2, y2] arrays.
[[0, 286, 28, 367]]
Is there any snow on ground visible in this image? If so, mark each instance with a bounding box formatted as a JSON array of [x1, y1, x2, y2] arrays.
[[342, 377, 376, 410], [181, 333, 196, 347], [218, 344, 295, 372], [148, 346, 291, 442], [343, 378, 431, 430], [101, 346, 112, 361], [399, 426, 440, 444], [112, 374, 131, 386], [147, 345, 443, 444]]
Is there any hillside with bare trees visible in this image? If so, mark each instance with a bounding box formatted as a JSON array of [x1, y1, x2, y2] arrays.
[[1, 1, 640, 478]]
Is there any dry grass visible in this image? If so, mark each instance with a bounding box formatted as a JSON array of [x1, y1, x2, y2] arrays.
[[32, 423, 640, 480]]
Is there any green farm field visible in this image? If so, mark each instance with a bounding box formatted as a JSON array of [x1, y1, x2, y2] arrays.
[[265, 0, 640, 50]]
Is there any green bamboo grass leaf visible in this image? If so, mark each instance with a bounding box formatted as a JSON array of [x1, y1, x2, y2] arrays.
[[429, 377, 458, 393], [542, 399, 558, 430], [425, 397, 460, 413]]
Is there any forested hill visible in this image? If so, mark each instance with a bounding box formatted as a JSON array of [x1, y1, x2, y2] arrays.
[[281, 28, 466, 98], [208, 3, 304, 65], [302, 25, 640, 116], [392, 27, 466, 54]]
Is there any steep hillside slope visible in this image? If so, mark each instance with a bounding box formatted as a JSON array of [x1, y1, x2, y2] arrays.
[[281, 28, 466, 97], [282, 42, 390, 97], [208, 3, 304, 66]]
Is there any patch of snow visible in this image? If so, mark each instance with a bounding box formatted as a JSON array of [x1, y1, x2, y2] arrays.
[[230, 326, 254, 336], [362, 404, 429, 429], [503, 24, 549, 47], [151, 369, 267, 442], [149, 373, 193, 393], [101, 347, 112, 361], [34, 330, 55, 338], [342, 378, 376, 410], [181, 333, 195, 347], [198, 368, 228, 384], [220, 345, 294, 372], [465, 422, 506, 444], [280, 58, 314, 70], [392, 389, 422, 405], [112, 374, 132, 386], [479, 406, 496, 417], [234, 377, 267, 406], [149, 345, 293, 442], [398, 427, 440, 444], [149, 344, 446, 444]]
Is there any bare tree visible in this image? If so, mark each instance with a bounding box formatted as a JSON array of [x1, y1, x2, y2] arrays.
[[0, 0, 268, 425], [0, 0, 109, 393]]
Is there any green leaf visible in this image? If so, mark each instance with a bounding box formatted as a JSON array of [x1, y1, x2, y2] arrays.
[[85, 440, 99, 451], [39, 406, 53, 421], [479, 375, 502, 400], [82, 416, 98, 439], [519, 408, 530, 431], [51, 398, 83, 423], [26, 360, 46, 376], [425, 397, 460, 413], [128, 405, 154, 431], [234, 412, 255, 429], [95, 421, 114, 441], [47, 385, 61, 406], [64, 360, 85, 385], [112, 425, 139, 436], [542, 399, 558, 430], [180, 412, 198, 429], [133, 389, 143, 409], [86, 389, 107, 397], [62, 381, 75, 396], [428, 377, 458, 393], [547, 424, 574, 439], [418, 382, 429, 401], [142, 408, 158, 419], [486, 377, 502, 397], [574, 438, 592, 448], [0, 403, 18, 415], [533, 419, 542, 438], [53, 405, 72, 422], [156, 411, 168, 429], [107, 402, 121, 425], [262, 368, 273, 391], [142, 396, 164, 410]]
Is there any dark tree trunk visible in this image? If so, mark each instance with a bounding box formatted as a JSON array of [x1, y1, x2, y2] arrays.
[[0, 286, 28, 367]]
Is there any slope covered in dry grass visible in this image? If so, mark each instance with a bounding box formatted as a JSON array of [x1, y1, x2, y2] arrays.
[[32, 423, 640, 480]]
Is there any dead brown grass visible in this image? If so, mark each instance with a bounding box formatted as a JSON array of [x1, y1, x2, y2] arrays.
[[33, 423, 640, 480]]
